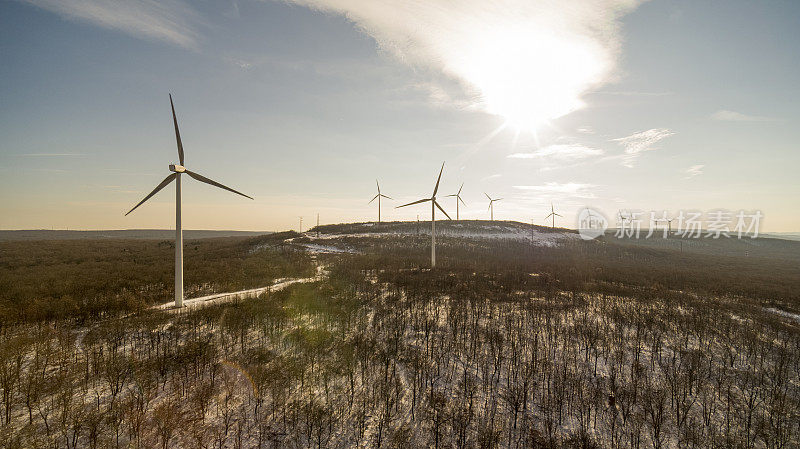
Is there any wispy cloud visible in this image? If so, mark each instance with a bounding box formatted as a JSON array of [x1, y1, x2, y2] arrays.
[[21, 153, 85, 157], [514, 182, 596, 198], [21, 0, 203, 49], [684, 164, 704, 178], [508, 144, 603, 161], [413, 81, 479, 111], [590, 90, 672, 97], [612, 128, 674, 168], [710, 110, 775, 122], [281, 0, 646, 123], [28, 168, 68, 173]]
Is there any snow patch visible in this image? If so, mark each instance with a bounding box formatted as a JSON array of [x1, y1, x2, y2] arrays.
[[765, 307, 800, 323]]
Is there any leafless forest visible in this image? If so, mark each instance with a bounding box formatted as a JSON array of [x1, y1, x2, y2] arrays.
[[1, 222, 799, 448]]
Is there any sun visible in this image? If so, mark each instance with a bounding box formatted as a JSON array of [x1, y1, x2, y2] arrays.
[[447, 26, 609, 132]]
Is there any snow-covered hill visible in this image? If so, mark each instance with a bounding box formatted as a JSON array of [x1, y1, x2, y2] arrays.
[[310, 220, 578, 247]]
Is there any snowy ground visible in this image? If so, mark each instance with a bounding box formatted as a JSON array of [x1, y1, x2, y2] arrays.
[[156, 263, 327, 310], [310, 221, 576, 247], [296, 242, 359, 254], [765, 307, 800, 323]]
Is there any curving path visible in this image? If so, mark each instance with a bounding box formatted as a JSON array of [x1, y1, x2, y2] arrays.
[[155, 262, 327, 311]]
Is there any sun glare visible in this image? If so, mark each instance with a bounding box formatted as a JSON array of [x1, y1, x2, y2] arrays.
[[449, 27, 609, 131]]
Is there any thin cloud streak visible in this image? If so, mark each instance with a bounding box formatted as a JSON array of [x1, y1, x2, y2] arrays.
[[514, 182, 596, 199], [21, 153, 86, 157], [21, 0, 203, 49], [612, 128, 674, 168], [684, 164, 704, 178], [590, 90, 672, 96], [710, 110, 775, 122], [508, 144, 603, 161]]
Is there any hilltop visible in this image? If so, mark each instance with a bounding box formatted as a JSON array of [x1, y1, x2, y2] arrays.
[[1, 220, 799, 448], [311, 219, 576, 244]]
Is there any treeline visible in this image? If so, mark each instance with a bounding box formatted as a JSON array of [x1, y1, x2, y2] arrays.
[[0, 232, 314, 323], [1, 250, 798, 447], [331, 233, 800, 308]]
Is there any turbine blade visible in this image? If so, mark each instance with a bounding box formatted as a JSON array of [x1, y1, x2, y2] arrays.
[[396, 198, 430, 208], [380, 194, 393, 200], [545, 213, 554, 219], [458, 182, 463, 195], [445, 194, 457, 197], [434, 200, 451, 220], [432, 162, 444, 196], [185, 170, 253, 200], [484, 192, 491, 200], [459, 196, 466, 206], [125, 173, 177, 216], [495, 198, 503, 201], [554, 213, 563, 217], [376, 179, 380, 194], [169, 94, 184, 165], [369, 194, 379, 204]]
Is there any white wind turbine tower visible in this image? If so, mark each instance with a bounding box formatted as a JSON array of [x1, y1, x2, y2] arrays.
[[653, 217, 674, 238], [485, 192, 502, 221], [445, 183, 466, 220], [369, 180, 392, 223], [397, 162, 451, 267], [545, 202, 562, 228], [125, 94, 253, 308]]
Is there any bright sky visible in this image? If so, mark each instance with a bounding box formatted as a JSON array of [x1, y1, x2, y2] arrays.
[[1, 0, 798, 232]]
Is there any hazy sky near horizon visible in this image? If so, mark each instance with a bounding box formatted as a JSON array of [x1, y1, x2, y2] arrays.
[[1, 0, 798, 232]]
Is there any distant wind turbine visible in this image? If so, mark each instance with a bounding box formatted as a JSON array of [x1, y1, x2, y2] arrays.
[[545, 202, 562, 228], [485, 193, 503, 221], [445, 183, 466, 220], [125, 94, 253, 308], [653, 217, 673, 237], [397, 162, 451, 267], [369, 180, 392, 223]]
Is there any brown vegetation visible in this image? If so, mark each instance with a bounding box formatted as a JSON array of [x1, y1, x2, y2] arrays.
[[0, 226, 798, 447], [0, 232, 314, 323]]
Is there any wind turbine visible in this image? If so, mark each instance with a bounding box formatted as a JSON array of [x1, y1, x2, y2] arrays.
[[653, 217, 673, 238], [369, 180, 392, 223], [485, 193, 503, 221], [125, 94, 253, 308], [445, 183, 466, 220], [545, 202, 562, 228], [397, 162, 451, 267], [618, 211, 631, 227]]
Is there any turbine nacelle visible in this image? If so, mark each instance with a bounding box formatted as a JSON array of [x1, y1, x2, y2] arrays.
[[169, 164, 186, 173]]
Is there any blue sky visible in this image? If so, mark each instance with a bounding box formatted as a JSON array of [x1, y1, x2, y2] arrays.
[[1, 0, 798, 231]]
